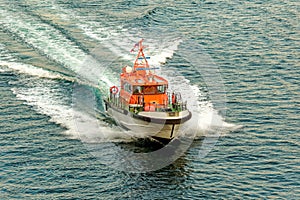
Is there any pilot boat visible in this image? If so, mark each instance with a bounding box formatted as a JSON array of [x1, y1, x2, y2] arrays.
[[104, 39, 192, 142]]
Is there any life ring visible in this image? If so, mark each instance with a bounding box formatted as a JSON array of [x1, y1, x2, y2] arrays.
[[110, 86, 119, 94]]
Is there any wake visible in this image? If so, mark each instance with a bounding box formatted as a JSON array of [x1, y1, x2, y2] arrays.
[[0, 1, 241, 142]]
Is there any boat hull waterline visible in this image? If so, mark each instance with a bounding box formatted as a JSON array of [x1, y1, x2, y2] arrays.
[[105, 100, 192, 141]]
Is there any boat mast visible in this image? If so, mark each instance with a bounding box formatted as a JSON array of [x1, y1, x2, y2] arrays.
[[133, 39, 150, 73]]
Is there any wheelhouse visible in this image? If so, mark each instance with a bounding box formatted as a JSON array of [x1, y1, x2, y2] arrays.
[[119, 68, 169, 110]]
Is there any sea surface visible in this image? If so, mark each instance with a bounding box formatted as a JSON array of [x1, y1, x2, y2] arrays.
[[0, 0, 299, 199]]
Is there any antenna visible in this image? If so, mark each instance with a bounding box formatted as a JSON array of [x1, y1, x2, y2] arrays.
[[133, 39, 150, 74]]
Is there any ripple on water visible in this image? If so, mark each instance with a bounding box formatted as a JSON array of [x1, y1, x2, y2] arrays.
[[0, 0, 299, 199]]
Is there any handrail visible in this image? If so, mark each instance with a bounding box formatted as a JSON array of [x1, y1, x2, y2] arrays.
[[108, 92, 188, 112]]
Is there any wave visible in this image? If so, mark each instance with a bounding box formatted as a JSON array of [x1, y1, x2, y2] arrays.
[[0, 61, 68, 80], [9, 72, 135, 143], [0, 44, 16, 61], [101, 5, 162, 20], [0, 8, 86, 71]]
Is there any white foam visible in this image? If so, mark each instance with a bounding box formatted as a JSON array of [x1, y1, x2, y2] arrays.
[[33, 2, 123, 45], [97, 35, 183, 68], [0, 61, 66, 79], [11, 81, 134, 143], [148, 39, 183, 66], [101, 39, 133, 61], [161, 63, 237, 138], [0, 8, 86, 73], [0, 65, 6, 73], [79, 25, 118, 42]]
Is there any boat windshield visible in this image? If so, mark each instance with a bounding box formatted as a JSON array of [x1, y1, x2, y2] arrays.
[[133, 85, 167, 95]]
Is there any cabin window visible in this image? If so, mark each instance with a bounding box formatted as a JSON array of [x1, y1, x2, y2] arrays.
[[133, 86, 143, 94], [143, 86, 156, 94], [157, 85, 166, 94], [123, 82, 132, 93], [132, 85, 167, 94], [142, 86, 156, 94]]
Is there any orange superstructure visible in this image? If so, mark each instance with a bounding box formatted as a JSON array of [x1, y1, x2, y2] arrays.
[[119, 39, 169, 111]]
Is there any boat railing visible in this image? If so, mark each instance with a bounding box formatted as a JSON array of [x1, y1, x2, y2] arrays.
[[142, 101, 187, 112], [108, 93, 188, 113], [166, 91, 187, 111]]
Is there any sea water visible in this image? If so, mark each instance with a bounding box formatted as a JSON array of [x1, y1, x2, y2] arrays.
[[0, 0, 299, 199]]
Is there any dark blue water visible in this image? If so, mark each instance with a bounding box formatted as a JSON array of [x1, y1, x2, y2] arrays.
[[0, 0, 299, 199]]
